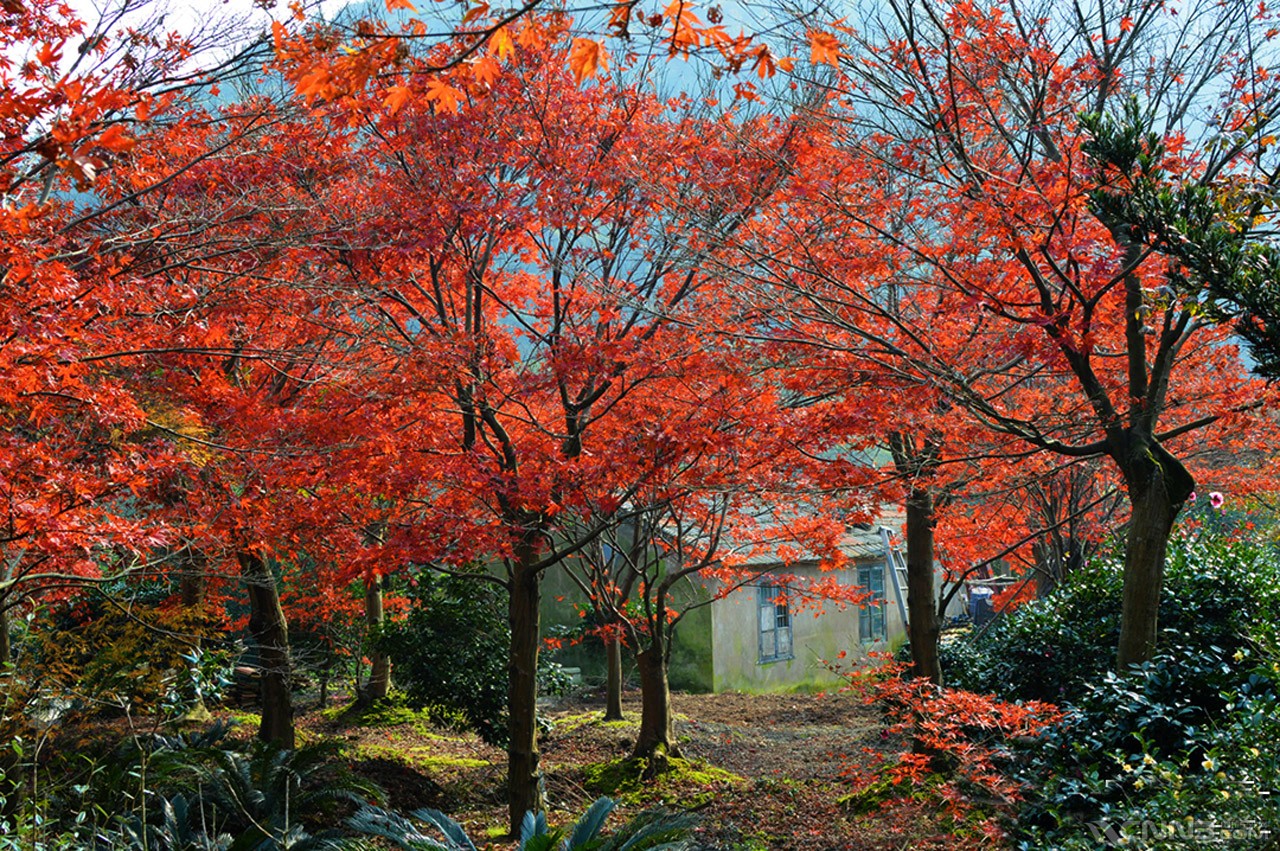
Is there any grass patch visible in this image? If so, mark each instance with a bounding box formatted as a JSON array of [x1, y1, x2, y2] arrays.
[[352, 743, 491, 773], [547, 710, 638, 735], [582, 756, 745, 808], [227, 711, 261, 728]]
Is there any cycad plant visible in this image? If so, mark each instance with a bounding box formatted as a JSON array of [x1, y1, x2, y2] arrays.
[[199, 741, 380, 846], [347, 796, 696, 850]]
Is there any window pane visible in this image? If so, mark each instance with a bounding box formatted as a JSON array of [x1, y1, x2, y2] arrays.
[[859, 564, 885, 600], [777, 628, 792, 658], [761, 631, 777, 659]]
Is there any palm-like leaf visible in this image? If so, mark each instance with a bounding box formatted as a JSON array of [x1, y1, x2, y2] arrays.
[[412, 808, 479, 851], [346, 797, 696, 851], [564, 797, 615, 849], [595, 808, 698, 851], [345, 806, 450, 850], [519, 809, 549, 845]]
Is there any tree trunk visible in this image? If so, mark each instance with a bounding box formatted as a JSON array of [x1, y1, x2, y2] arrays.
[[179, 546, 208, 607], [506, 552, 543, 837], [0, 602, 9, 670], [365, 574, 391, 701], [631, 640, 680, 764], [0, 602, 20, 821], [1116, 440, 1193, 668], [178, 547, 212, 723], [905, 487, 942, 684], [238, 552, 295, 749], [604, 630, 624, 721], [1033, 541, 1054, 597]]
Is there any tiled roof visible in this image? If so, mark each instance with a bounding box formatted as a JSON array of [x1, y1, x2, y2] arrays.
[[729, 506, 905, 567]]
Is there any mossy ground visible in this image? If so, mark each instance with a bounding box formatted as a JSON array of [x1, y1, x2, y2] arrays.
[[281, 689, 940, 849], [351, 742, 491, 772], [581, 755, 746, 808], [546, 709, 638, 736]]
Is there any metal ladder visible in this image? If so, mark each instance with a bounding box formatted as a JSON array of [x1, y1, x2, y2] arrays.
[[878, 527, 911, 628]]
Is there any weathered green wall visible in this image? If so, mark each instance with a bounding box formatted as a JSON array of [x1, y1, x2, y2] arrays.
[[538, 552, 953, 694], [709, 561, 893, 692], [538, 561, 715, 692], [540, 563, 611, 684], [667, 600, 713, 692]]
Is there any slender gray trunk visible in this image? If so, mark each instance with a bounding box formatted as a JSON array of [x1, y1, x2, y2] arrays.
[[365, 574, 391, 701], [604, 631, 624, 721], [506, 541, 543, 836]]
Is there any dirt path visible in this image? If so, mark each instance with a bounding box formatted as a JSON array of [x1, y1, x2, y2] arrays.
[[536, 690, 908, 850], [302, 688, 948, 850], [672, 692, 883, 785]]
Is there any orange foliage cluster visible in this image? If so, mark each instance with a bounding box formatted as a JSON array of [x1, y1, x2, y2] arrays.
[[844, 662, 1063, 841]]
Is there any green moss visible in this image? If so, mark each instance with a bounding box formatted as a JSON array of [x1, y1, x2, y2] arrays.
[[228, 711, 261, 728], [352, 743, 490, 772], [837, 776, 898, 815], [320, 696, 468, 739], [599, 719, 634, 729], [549, 710, 638, 735], [837, 771, 945, 815], [581, 755, 744, 808], [329, 696, 426, 727]]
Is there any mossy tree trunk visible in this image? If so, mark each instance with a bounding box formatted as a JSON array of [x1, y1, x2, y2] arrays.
[[604, 629, 624, 721], [632, 639, 680, 764], [365, 574, 391, 701], [239, 552, 295, 749], [1114, 439, 1193, 668], [506, 536, 544, 837]]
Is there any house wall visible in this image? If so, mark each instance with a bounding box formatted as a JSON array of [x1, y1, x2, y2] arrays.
[[539, 562, 716, 692], [540, 550, 965, 695], [709, 563, 873, 692]]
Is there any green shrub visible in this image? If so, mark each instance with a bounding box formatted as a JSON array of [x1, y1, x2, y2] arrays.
[[960, 529, 1280, 848], [1013, 658, 1280, 849], [5, 723, 383, 850], [375, 572, 569, 747], [945, 531, 1280, 704]]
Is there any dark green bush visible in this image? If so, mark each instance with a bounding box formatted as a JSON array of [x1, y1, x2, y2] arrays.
[[1013, 654, 1280, 849], [956, 529, 1280, 848], [375, 571, 569, 747], [944, 531, 1280, 704]]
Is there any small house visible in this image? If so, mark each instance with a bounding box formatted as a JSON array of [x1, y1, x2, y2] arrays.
[[544, 511, 968, 692]]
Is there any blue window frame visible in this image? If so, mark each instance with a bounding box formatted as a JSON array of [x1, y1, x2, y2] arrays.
[[858, 562, 887, 643], [758, 580, 793, 662]]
